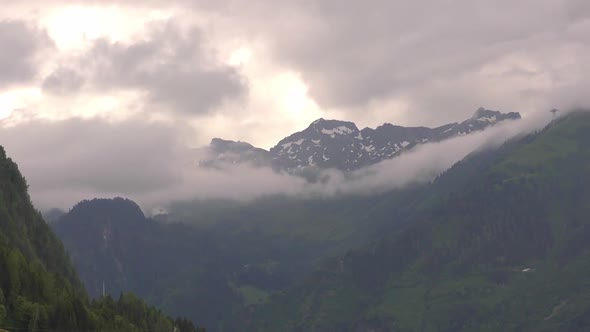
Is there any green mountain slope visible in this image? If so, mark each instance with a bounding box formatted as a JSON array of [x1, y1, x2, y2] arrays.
[[51, 173, 428, 330], [53, 198, 244, 331], [46, 118, 531, 331], [246, 111, 590, 331], [0, 146, 202, 331]]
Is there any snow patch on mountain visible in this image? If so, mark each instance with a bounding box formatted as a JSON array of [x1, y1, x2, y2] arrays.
[[321, 126, 355, 138]]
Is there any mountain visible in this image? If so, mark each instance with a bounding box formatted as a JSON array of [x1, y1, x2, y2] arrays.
[[0, 146, 202, 331], [49, 109, 524, 331], [198, 138, 271, 169], [52, 193, 412, 331], [202, 108, 520, 172], [53, 198, 239, 331], [270, 108, 520, 172], [246, 111, 590, 331], [53, 198, 151, 296]]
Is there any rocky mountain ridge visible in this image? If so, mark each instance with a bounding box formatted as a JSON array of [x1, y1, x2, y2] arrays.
[[201, 108, 521, 172]]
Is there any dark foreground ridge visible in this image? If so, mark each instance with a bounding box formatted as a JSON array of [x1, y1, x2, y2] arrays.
[[0, 146, 204, 331]]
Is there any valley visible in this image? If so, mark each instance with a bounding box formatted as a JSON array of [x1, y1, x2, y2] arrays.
[[47, 110, 590, 331]]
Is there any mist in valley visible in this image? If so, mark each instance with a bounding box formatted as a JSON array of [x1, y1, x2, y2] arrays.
[[0, 108, 557, 214]]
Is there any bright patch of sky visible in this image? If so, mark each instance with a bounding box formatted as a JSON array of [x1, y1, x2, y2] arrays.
[[41, 5, 175, 50]]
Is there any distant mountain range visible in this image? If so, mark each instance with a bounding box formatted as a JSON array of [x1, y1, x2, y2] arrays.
[[50, 111, 590, 332], [200, 108, 521, 172]]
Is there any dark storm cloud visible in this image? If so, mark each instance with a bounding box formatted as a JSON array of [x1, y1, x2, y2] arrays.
[[0, 20, 52, 87], [42, 67, 84, 94], [140, 0, 580, 125], [42, 21, 246, 114], [260, 0, 565, 114], [13, 0, 590, 126], [565, 0, 590, 21]]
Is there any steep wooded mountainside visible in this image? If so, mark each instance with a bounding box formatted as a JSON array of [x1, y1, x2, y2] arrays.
[[53, 192, 420, 331], [0, 146, 202, 332], [246, 112, 590, 331], [52, 111, 590, 332]]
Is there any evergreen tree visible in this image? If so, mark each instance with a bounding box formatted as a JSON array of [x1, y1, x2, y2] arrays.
[[0, 146, 204, 331]]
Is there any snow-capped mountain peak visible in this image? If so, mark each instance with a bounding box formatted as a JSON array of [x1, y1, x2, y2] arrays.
[[200, 108, 522, 173]]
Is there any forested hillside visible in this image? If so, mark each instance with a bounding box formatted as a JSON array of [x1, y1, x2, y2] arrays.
[[0, 146, 202, 331], [246, 111, 590, 331], [52, 180, 425, 330], [51, 112, 590, 332], [54, 198, 244, 330]]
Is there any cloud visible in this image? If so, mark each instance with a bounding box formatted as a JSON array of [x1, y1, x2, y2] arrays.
[[147, 0, 585, 127], [566, 0, 590, 21], [0, 1, 585, 213], [3, 1, 589, 147], [0, 115, 303, 210], [315, 111, 553, 196], [0, 20, 53, 87], [0, 118, 184, 195], [5, 2, 590, 124], [42, 21, 246, 115], [247, 1, 565, 119], [0, 109, 553, 213], [42, 67, 84, 94]]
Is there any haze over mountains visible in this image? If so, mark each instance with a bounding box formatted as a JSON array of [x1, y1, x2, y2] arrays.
[[0, 107, 534, 212], [47, 110, 590, 332], [3, 1, 590, 331]]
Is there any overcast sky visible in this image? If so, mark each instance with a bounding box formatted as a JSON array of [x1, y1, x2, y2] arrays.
[[0, 1, 586, 210]]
